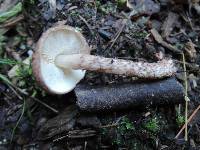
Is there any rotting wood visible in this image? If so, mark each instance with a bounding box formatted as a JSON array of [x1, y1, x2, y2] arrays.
[[37, 105, 78, 140], [75, 78, 184, 112]]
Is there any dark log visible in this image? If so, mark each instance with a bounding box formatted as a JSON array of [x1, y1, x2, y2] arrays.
[[75, 78, 184, 112]]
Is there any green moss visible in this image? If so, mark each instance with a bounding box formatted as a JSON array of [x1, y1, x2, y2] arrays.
[[133, 30, 148, 39], [0, 33, 6, 55], [99, 2, 117, 14], [176, 114, 185, 127], [119, 116, 135, 133], [116, 0, 127, 7], [15, 62, 46, 96], [143, 118, 160, 133], [112, 116, 135, 146]]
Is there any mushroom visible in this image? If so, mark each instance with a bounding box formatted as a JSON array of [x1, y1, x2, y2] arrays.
[[32, 25, 177, 94]]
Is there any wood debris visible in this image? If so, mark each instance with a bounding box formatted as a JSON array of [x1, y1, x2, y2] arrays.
[[151, 28, 181, 54], [161, 12, 179, 38], [184, 41, 197, 62], [76, 78, 184, 112]]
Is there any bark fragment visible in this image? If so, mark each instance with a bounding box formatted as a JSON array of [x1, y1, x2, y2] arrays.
[[161, 12, 179, 38], [151, 28, 181, 54]]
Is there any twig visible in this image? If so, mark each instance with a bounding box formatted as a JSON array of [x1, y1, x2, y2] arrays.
[[7, 84, 23, 100], [151, 29, 181, 54], [53, 134, 68, 142], [10, 98, 26, 143], [106, 10, 140, 54], [175, 104, 200, 139], [31, 97, 59, 114], [8, 85, 59, 114], [0, 14, 24, 28], [182, 53, 189, 141], [14, 87, 59, 114], [108, 19, 127, 51], [100, 123, 118, 128], [0, 74, 23, 99], [78, 14, 94, 36]]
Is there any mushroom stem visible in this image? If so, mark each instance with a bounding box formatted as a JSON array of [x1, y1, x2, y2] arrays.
[[55, 54, 177, 79]]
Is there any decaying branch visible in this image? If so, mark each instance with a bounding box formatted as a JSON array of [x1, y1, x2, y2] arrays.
[[75, 78, 184, 112]]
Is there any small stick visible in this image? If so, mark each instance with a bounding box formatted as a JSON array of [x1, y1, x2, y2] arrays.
[[31, 97, 59, 114], [78, 14, 94, 36], [175, 104, 200, 139], [100, 123, 118, 128], [10, 98, 26, 143], [151, 28, 181, 54], [108, 19, 127, 51], [182, 53, 189, 141], [11, 86, 59, 114], [0, 14, 24, 28]]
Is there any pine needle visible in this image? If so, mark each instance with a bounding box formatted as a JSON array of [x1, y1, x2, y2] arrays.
[[10, 98, 26, 143]]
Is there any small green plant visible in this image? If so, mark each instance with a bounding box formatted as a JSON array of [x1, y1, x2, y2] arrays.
[[0, 58, 19, 67], [0, 33, 6, 55], [119, 116, 135, 132], [16, 64, 32, 79], [112, 116, 135, 146], [0, 2, 22, 23], [133, 31, 148, 39], [176, 114, 185, 127], [15, 62, 46, 96], [29, 0, 36, 4], [95, 0, 101, 8], [99, 2, 117, 14], [143, 117, 160, 133], [117, 0, 127, 7]]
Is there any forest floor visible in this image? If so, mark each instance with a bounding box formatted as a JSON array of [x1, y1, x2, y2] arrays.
[[0, 0, 200, 149]]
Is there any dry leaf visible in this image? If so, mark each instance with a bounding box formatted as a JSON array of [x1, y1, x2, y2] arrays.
[[161, 12, 179, 38], [184, 41, 197, 62]]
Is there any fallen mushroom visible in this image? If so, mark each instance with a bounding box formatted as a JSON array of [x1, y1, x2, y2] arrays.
[[32, 25, 177, 94]]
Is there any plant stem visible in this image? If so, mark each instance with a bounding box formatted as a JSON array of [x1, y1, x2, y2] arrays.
[[182, 53, 188, 141]]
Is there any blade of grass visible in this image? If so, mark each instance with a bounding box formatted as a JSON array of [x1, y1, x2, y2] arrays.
[[0, 73, 14, 85], [0, 58, 18, 66], [182, 52, 189, 141], [0, 2, 22, 23], [0, 73, 22, 99]]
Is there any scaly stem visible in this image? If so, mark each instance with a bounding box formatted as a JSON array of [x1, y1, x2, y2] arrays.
[[55, 54, 177, 79]]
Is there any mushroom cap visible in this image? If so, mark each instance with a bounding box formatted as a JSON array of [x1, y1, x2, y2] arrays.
[[32, 25, 90, 94]]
